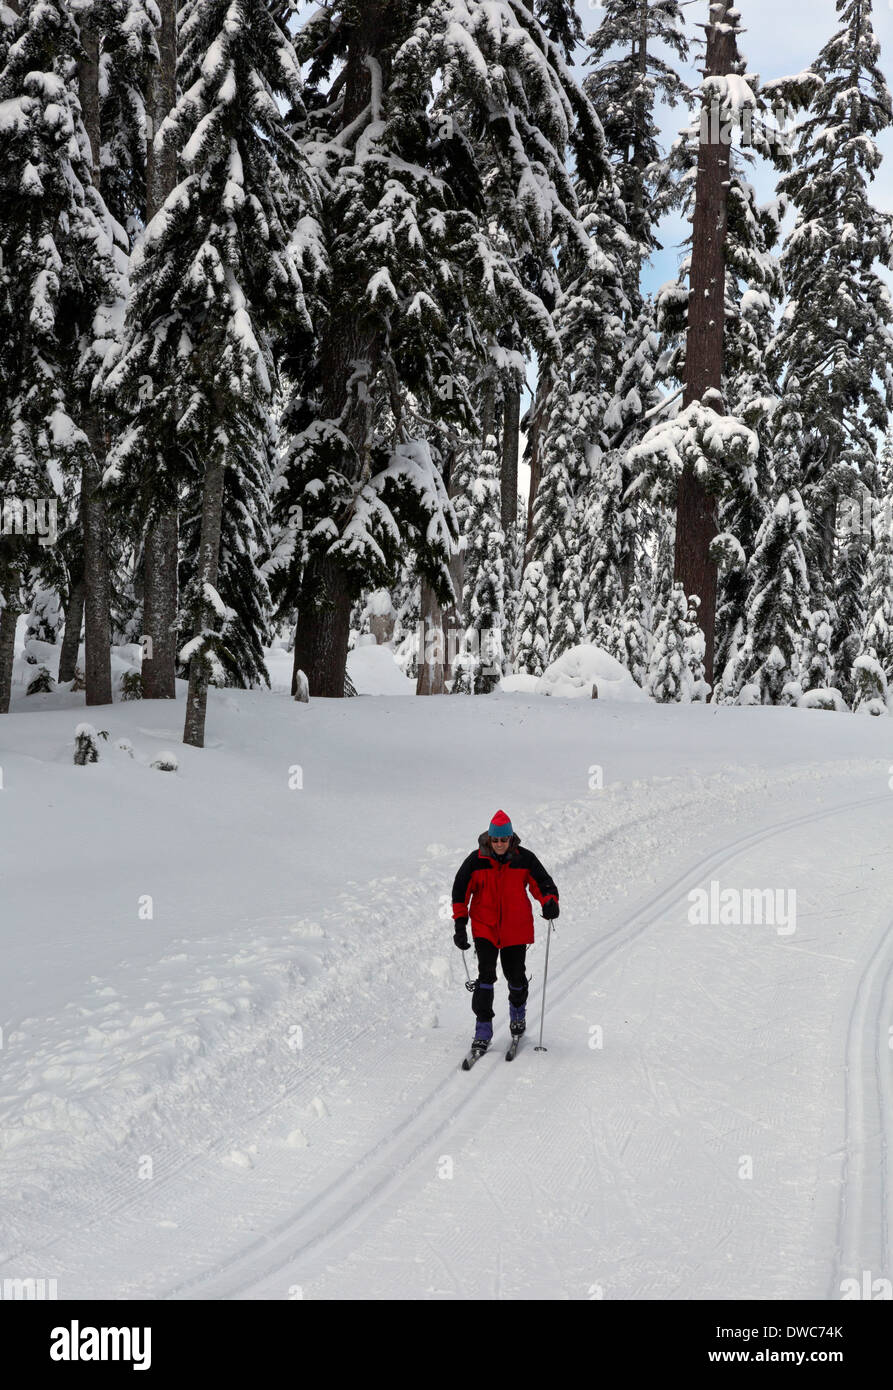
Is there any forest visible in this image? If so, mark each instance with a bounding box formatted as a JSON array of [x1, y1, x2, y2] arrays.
[[2, 0, 893, 743]]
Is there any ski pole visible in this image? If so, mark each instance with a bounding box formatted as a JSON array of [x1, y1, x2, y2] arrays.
[[462, 950, 475, 992], [534, 921, 554, 1052]]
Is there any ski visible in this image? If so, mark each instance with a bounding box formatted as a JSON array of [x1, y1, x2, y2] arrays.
[[505, 1034, 523, 1061], [461, 1045, 489, 1071]]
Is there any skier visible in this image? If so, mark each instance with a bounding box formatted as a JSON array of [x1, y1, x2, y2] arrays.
[[451, 810, 559, 1058]]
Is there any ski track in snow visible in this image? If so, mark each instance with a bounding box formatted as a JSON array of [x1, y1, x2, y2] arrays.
[[832, 901, 893, 1297], [3, 757, 893, 1299], [158, 783, 892, 1300]]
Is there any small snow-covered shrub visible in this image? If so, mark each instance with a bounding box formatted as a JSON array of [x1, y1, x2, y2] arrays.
[[294, 668, 309, 703], [799, 687, 848, 713], [852, 653, 889, 716], [71, 667, 86, 692], [150, 751, 179, 772], [26, 665, 54, 695], [74, 724, 101, 764], [116, 738, 135, 757], [119, 670, 143, 701]]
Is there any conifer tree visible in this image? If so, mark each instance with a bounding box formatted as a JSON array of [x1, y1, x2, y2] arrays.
[[454, 429, 506, 694], [513, 561, 550, 678], [584, 0, 689, 308], [647, 581, 691, 703], [774, 0, 893, 591], [852, 503, 893, 713], [514, 371, 577, 670], [732, 481, 811, 705], [618, 565, 650, 687], [0, 0, 122, 709], [799, 608, 835, 695], [106, 0, 317, 744]]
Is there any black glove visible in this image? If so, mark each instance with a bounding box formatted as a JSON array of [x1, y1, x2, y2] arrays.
[[542, 898, 559, 920], [453, 918, 470, 949]]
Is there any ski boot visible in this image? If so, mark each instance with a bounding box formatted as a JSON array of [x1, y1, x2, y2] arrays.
[[471, 1020, 493, 1057], [509, 1004, 526, 1037]]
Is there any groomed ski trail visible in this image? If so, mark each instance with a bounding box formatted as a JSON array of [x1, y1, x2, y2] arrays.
[[158, 782, 893, 1300]]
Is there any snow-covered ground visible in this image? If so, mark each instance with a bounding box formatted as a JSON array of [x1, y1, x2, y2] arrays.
[[2, 638, 893, 1299]]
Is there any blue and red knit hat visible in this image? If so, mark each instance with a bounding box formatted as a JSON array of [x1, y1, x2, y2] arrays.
[[488, 810, 513, 839]]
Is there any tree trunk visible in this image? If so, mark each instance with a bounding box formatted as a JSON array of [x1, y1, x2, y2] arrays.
[[525, 367, 552, 562], [416, 577, 446, 695], [291, 553, 354, 699], [673, 0, 739, 690], [81, 457, 113, 705], [78, 22, 113, 707], [141, 511, 179, 697], [141, 0, 179, 698], [0, 601, 20, 713], [820, 495, 837, 582], [58, 576, 85, 683], [501, 381, 521, 535], [182, 459, 226, 748]]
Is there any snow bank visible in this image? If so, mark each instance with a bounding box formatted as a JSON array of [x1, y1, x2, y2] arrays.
[[535, 643, 650, 702], [346, 643, 415, 696], [499, 672, 540, 694]]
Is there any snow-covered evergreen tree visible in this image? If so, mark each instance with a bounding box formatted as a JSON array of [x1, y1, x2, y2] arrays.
[[799, 607, 835, 696], [852, 502, 893, 712], [682, 593, 709, 700], [0, 0, 125, 709], [551, 513, 587, 659], [731, 481, 811, 705], [99, 0, 158, 241], [714, 181, 786, 688], [515, 372, 577, 671], [24, 588, 62, 649], [518, 171, 630, 667], [773, 0, 893, 596], [106, 0, 315, 740], [584, 447, 627, 654], [584, 0, 690, 308], [618, 563, 650, 688], [647, 581, 691, 703], [513, 561, 549, 678], [831, 497, 868, 707], [454, 432, 506, 694]]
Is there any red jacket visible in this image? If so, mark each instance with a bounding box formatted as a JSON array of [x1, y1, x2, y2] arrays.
[[452, 834, 559, 948]]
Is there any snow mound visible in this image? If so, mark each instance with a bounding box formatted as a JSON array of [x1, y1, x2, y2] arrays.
[[799, 687, 849, 713], [499, 673, 540, 694], [346, 644, 415, 696], [535, 644, 650, 702]]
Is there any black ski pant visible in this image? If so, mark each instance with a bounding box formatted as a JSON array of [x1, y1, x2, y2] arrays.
[[472, 937, 528, 1022]]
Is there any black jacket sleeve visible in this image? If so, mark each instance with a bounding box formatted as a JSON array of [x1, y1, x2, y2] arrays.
[[451, 852, 479, 916], [524, 849, 558, 903]]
